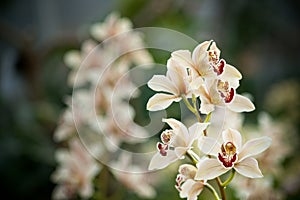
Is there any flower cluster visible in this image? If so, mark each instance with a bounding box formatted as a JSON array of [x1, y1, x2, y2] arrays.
[[230, 112, 294, 199], [147, 40, 272, 200], [52, 13, 155, 199]]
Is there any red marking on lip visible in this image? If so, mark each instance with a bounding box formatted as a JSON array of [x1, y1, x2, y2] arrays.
[[225, 88, 234, 103], [157, 142, 168, 156], [218, 152, 237, 168], [219, 87, 234, 103], [213, 59, 225, 75]]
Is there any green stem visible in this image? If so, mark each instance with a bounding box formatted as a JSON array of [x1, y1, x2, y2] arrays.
[[186, 150, 198, 165], [216, 177, 226, 200], [182, 94, 196, 112], [205, 183, 221, 200], [221, 169, 236, 187], [204, 112, 212, 123], [181, 95, 202, 123]]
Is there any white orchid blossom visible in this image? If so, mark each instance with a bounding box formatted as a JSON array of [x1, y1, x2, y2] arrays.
[[198, 78, 255, 114], [149, 118, 209, 170], [196, 128, 271, 180], [147, 58, 192, 111], [176, 164, 205, 200], [52, 139, 101, 199], [171, 41, 241, 82]]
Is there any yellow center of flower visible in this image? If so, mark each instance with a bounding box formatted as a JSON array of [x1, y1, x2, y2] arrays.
[[218, 142, 237, 168], [161, 130, 174, 145], [217, 80, 235, 103]]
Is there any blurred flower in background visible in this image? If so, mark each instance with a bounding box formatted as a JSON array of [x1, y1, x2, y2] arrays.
[[0, 0, 299, 199]]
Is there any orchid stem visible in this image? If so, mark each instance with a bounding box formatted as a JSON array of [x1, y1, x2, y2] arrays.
[[186, 150, 198, 165], [204, 112, 212, 123], [221, 169, 236, 187], [181, 95, 202, 123], [216, 177, 226, 200], [205, 183, 221, 200]]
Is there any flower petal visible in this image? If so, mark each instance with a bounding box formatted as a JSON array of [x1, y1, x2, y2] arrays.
[[234, 157, 263, 178], [222, 128, 242, 150], [209, 42, 221, 58], [188, 122, 210, 146], [171, 50, 193, 67], [227, 94, 255, 112], [148, 75, 179, 94], [198, 84, 216, 114], [192, 41, 211, 67], [180, 179, 204, 200], [147, 93, 181, 111], [219, 64, 242, 89], [198, 136, 220, 156], [238, 136, 272, 161], [148, 151, 178, 170], [195, 159, 228, 180], [166, 59, 188, 94], [175, 147, 188, 158], [163, 118, 189, 145], [199, 101, 215, 115]]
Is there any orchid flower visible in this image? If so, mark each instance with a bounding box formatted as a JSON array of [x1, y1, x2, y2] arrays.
[[110, 153, 156, 199], [149, 118, 209, 170], [198, 78, 255, 114], [147, 58, 192, 111], [176, 164, 205, 200], [51, 139, 101, 199], [196, 128, 272, 180], [90, 12, 132, 42], [171, 41, 242, 82]]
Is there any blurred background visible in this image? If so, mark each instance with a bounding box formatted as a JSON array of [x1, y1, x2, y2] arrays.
[[0, 0, 299, 199]]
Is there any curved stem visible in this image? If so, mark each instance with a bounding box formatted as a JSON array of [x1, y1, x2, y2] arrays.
[[204, 112, 212, 123], [186, 150, 198, 165], [192, 94, 203, 123], [221, 169, 236, 187], [205, 183, 221, 200], [181, 95, 202, 122], [182, 95, 195, 112], [216, 177, 226, 200]]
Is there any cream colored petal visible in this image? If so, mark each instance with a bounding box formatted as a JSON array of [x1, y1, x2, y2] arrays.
[[148, 75, 179, 94], [234, 157, 263, 178], [195, 159, 228, 180], [166, 59, 188, 94], [175, 147, 188, 158], [198, 136, 220, 156], [219, 64, 242, 89], [171, 50, 193, 67], [162, 118, 189, 145], [148, 151, 178, 170], [222, 128, 242, 150], [227, 94, 255, 112], [207, 79, 223, 105], [189, 76, 204, 95], [162, 118, 185, 131], [188, 122, 210, 146], [79, 182, 93, 198], [147, 93, 181, 111], [209, 41, 221, 57], [199, 101, 215, 115], [198, 83, 216, 114], [64, 50, 81, 69], [221, 64, 242, 79], [180, 179, 204, 200], [238, 136, 272, 161], [192, 41, 211, 66]]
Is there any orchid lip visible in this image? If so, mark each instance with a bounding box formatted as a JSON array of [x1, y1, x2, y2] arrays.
[[157, 142, 168, 156], [218, 142, 238, 168]]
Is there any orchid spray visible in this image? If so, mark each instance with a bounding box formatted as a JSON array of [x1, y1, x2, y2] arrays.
[[147, 40, 272, 200]]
